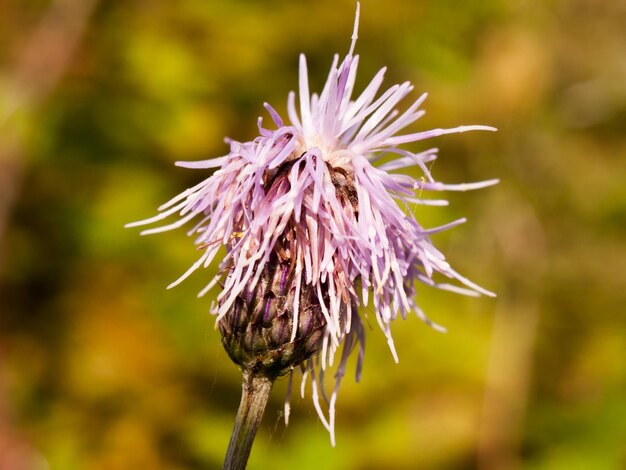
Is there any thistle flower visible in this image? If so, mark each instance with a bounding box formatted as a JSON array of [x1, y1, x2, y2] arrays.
[[128, 3, 496, 453]]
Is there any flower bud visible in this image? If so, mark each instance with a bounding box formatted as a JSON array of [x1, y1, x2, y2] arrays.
[[218, 252, 327, 378]]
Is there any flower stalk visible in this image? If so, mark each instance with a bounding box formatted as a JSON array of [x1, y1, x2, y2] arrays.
[[223, 370, 274, 470]]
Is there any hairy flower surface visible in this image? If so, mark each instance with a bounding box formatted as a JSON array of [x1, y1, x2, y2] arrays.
[[128, 5, 496, 445]]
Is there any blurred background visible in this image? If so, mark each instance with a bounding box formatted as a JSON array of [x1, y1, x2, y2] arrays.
[[1, 0, 625, 468]]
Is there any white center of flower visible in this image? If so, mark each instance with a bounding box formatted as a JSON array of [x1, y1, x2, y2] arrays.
[[296, 136, 355, 172]]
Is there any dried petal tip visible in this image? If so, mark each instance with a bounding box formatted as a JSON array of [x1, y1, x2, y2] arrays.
[[218, 251, 327, 379]]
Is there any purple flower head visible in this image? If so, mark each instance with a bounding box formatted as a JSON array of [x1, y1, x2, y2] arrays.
[[127, 4, 496, 445]]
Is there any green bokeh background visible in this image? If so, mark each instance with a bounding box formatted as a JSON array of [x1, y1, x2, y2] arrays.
[[1, 0, 625, 469]]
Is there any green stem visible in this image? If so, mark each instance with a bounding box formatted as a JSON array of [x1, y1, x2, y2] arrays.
[[223, 370, 274, 470]]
